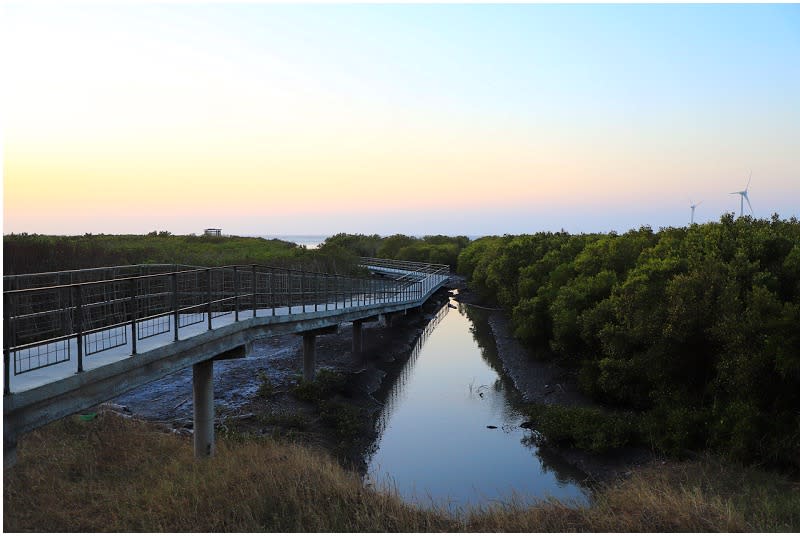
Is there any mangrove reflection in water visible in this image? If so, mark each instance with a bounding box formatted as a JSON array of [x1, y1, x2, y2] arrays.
[[365, 294, 588, 511]]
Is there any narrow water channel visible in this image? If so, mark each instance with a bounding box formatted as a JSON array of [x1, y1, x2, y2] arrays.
[[365, 294, 589, 512]]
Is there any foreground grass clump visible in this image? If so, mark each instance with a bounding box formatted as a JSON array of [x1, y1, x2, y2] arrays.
[[3, 414, 452, 532], [4, 414, 798, 532]]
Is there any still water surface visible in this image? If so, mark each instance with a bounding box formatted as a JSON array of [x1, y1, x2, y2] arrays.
[[366, 296, 588, 511]]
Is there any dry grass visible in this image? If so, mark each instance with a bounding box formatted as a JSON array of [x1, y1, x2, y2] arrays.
[[4, 413, 798, 532]]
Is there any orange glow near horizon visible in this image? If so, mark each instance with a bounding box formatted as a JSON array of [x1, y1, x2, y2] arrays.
[[3, 3, 798, 235]]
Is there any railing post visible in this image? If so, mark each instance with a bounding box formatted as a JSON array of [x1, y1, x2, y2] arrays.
[[129, 278, 138, 356], [325, 274, 329, 311], [288, 271, 293, 315], [74, 285, 84, 373], [270, 268, 275, 316], [314, 272, 318, 312], [3, 293, 11, 395], [207, 269, 212, 330], [251, 265, 257, 319], [301, 270, 305, 313], [233, 266, 239, 322], [172, 272, 179, 342]]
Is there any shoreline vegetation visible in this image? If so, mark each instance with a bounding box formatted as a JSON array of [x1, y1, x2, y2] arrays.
[[456, 214, 799, 473], [4, 220, 800, 531]]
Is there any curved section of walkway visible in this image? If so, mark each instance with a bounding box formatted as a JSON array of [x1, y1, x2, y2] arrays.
[[3, 258, 450, 462]]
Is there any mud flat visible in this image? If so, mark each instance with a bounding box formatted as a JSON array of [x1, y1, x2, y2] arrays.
[[112, 289, 453, 472], [111, 277, 656, 483]]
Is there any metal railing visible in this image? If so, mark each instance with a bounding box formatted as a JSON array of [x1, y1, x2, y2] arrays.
[[3, 259, 450, 394], [3, 264, 197, 291], [360, 258, 450, 300]]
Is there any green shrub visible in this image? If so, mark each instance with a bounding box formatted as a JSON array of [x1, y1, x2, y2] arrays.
[[524, 404, 639, 453]]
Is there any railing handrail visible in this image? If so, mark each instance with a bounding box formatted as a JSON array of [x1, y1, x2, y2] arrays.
[[3, 257, 450, 393], [3, 263, 378, 297]]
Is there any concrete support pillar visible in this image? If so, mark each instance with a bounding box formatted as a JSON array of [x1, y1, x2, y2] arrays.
[[352, 319, 363, 357], [303, 333, 316, 382], [4, 421, 17, 469], [192, 360, 215, 458]]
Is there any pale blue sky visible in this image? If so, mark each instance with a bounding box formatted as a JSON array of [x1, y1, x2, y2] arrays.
[[3, 3, 799, 235]]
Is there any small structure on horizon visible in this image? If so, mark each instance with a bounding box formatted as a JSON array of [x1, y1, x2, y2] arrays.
[[204, 228, 222, 237]]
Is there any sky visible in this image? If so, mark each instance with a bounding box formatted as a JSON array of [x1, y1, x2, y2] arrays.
[[2, 2, 799, 236]]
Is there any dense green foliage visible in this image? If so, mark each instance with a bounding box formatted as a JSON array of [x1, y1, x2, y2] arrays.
[[318, 233, 470, 268], [458, 215, 800, 469], [3, 232, 357, 275], [524, 404, 640, 454]]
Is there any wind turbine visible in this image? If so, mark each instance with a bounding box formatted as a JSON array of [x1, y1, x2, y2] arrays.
[[689, 199, 702, 225], [730, 172, 753, 217]]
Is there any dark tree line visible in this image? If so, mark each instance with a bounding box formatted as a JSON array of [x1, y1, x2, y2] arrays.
[[3, 233, 359, 276], [318, 233, 470, 269], [458, 214, 800, 469]]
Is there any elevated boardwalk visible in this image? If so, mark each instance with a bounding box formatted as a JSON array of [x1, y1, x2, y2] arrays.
[[3, 258, 450, 464]]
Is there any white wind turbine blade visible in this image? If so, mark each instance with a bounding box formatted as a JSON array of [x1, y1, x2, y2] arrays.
[[745, 170, 752, 191], [745, 193, 753, 213]]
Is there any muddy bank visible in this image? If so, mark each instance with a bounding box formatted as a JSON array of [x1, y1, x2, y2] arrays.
[[451, 276, 660, 483], [112, 289, 453, 472], [110, 276, 655, 484]]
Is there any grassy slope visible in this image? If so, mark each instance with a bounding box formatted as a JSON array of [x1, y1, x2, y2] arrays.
[[4, 414, 798, 532]]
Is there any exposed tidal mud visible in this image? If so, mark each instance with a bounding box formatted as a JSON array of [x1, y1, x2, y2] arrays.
[[112, 290, 453, 472], [111, 277, 656, 484]]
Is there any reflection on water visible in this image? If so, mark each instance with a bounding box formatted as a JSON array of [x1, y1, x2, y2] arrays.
[[365, 295, 588, 512]]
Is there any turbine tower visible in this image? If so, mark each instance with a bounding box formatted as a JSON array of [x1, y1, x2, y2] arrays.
[[730, 172, 753, 217], [690, 199, 702, 225]]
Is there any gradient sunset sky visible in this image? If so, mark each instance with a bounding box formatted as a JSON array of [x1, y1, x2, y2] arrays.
[[2, 2, 799, 236]]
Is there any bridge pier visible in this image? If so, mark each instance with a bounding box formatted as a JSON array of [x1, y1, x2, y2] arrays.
[[302, 334, 316, 382], [380, 310, 405, 328], [352, 320, 363, 357], [299, 325, 339, 382], [4, 421, 17, 469], [192, 360, 215, 458]]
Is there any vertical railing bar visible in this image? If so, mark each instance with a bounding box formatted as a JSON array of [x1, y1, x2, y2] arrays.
[[288, 270, 293, 315], [301, 270, 305, 314], [130, 278, 138, 356], [172, 272, 179, 342], [234, 266, 239, 322], [207, 269, 212, 330], [270, 268, 275, 317], [251, 265, 257, 319], [3, 293, 11, 395], [74, 284, 84, 373]]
